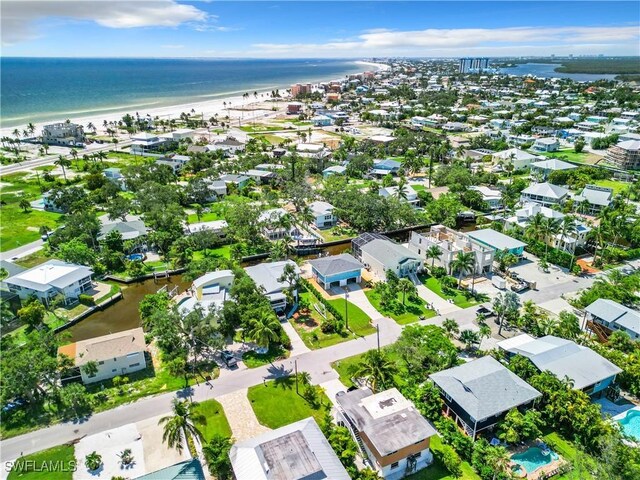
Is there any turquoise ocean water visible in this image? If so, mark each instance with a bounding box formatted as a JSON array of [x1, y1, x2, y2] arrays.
[[0, 58, 365, 128]]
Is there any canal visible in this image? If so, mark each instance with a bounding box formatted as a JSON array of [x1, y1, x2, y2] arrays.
[[66, 275, 189, 342]]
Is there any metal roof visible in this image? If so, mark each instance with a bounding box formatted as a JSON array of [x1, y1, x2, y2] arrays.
[[308, 254, 363, 277], [244, 260, 299, 295], [498, 334, 622, 390], [230, 417, 350, 480], [360, 239, 421, 270], [429, 356, 541, 422], [308, 201, 334, 217], [336, 388, 437, 457], [135, 459, 205, 480], [578, 185, 613, 206], [531, 158, 577, 171], [585, 299, 640, 335], [467, 228, 527, 251], [5, 260, 93, 292], [521, 182, 570, 199]]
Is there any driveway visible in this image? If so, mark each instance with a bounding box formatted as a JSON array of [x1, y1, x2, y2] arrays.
[[415, 284, 461, 315], [216, 389, 270, 442]]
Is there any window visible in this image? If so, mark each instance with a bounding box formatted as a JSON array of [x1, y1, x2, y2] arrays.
[[129, 363, 140, 368], [126, 352, 139, 358], [444, 393, 452, 402], [112, 369, 117, 373], [98, 361, 104, 365], [390, 462, 399, 469]]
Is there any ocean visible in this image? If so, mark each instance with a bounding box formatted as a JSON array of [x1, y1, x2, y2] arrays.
[[0, 58, 365, 128]]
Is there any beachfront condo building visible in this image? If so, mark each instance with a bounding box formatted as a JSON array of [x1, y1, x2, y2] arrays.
[[41, 122, 86, 147]]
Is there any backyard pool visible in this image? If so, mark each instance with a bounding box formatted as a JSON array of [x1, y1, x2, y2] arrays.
[[618, 408, 640, 441], [511, 447, 559, 475], [127, 253, 144, 261]]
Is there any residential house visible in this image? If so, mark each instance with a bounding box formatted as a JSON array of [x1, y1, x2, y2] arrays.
[[244, 260, 300, 313], [379, 185, 419, 207], [287, 102, 304, 115], [259, 208, 294, 241], [532, 137, 560, 152], [467, 228, 527, 258], [296, 143, 329, 160], [185, 220, 228, 237], [530, 158, 577, 179], [203, 179, 228, 200], [42, 122, 85, 146], [103, 167, 126, 190], [573, 184, 614, 215], [219, 174, 250, 190], [180, 270, 234, 315], [498, 334, 622, 396], [57, 327, 147, 384], [99, 218, 148, 241], [353, 233, 423, 281], [323, 165, 347, 178], [230, 417, 350, 480], [584, 299, 640, 340], [211, 137, 246, 155], [309, 201, 338, 229], [335, 388, 437, 479], [469, 185, 502, 210], [4, 260, 93, 306], [442, 122, 469, 132], [308, 253, 363, 290], [492, 148, 539, 170], [130, 132, 169, 153], [371, 159, 402, 177], [312, 115, 334, 127], [135, 459, 205, 480], [605, 140, 640, 170], [156, 155, 190, 173], [429, 356, 541, 437], [520, 182, 570, 207], [408, 227, 495, 275], [242, 169, 276, 185], [504, 203, 590, 252]]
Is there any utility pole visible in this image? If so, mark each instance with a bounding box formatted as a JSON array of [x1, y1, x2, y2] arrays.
[[344, 287, 349, 331], [376, 324, 380, 352], [294, 359, 299, 394]]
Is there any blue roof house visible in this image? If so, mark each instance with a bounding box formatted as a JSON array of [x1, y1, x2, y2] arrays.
[[308, 253, 363, 290], [371, 158, 402, 177]]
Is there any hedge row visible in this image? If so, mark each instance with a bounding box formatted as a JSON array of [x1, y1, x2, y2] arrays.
[[299, 277, 344, 323]]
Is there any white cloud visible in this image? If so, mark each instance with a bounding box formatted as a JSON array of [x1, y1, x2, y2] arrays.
[[1, 0, 208, 45], [251, 25, 640, 58]]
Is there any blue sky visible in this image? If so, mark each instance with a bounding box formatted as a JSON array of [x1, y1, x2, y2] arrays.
[[2, 1, 639, 58]]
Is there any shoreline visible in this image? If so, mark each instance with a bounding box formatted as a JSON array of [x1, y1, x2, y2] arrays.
[[0, 60, 389, 136]]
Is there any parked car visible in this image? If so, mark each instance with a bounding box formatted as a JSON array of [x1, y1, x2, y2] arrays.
[[476, 306, 495, 317], [2, 398, 25, 413], [220, 350, 238, 368], [510, 283, 529, 293]]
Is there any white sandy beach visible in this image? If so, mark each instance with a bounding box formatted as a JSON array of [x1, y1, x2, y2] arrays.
[[0, 61, 389, 138]]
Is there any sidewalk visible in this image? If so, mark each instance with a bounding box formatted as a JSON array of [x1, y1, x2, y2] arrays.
[[415, 284, 461, 315], [281, 320, 311, 356]]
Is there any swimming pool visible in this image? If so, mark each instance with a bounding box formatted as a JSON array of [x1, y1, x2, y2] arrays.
[[511, 447, 558, 474], [618, 409, 640, 441], [128, 253, 144, 261]]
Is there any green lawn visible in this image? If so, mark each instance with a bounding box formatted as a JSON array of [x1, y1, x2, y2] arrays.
[[250, 133, 286, 145], [420, 274, 480, 309], [543, 432, 595, 480], [192, 244, 233, 260], [537, 149, 594, 164], [242, 345, 289, 368], [331, 347, 405, 388], [187, 211, 223, 223], [247, 377, 330, 429], [406, 436, 480, 480], [12, 250, 52, 268], [0, 204, 63, 252], [192, 399, 232, 442], [365, 289, 436, 325], [591, 179, 631, 196], [290, 291, 375, 349], [239, 125, 283, 133], [8, 445, 75, 480], [317, 227, 357, 242]]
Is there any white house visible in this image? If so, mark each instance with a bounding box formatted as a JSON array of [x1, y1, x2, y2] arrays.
[[58, 327, 147, 384], [4, 260, 93, 306], [185, 220, 228, 236], [308, 201, 337, 229], [469, 185, 502, 210], [259, 208, 294, 241], [244, 260, 300, 314], [532, 137, 560, 152], [585, 299, 640, 340], [354, 234, 423, 281], [379, 185, 419, 206], [520, 182, 570, 207], [180, 270, 235, 315], [492, 148, 540, 170]]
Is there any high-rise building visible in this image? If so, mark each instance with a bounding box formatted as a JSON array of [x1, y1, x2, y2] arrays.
[[459, 57, 490, 73]]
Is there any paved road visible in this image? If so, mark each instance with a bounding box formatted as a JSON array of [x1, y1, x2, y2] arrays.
[[0, 263, 607, 460]]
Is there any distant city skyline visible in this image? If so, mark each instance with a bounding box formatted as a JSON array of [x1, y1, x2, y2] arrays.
[[2, 1, 639, 58]]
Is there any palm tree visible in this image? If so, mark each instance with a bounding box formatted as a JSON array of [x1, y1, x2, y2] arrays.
[[459, 329, 480, 350], [298, 204, 315, 230], [269, 240, 289, 261], [245, 312, 281, 350], [425, 245, 442, 271], [158, 399, 205, 456], [395, 177, 409, 200], [451, 251, 475, 289], [442, 318, 460, 338], [478, 323, 492, 340], [486, 446, 512, 480], [352, 350, 395, 393], [559, 215, 578, 269], [398, 278, 416, 305], [540, 217, 561, 260], [525, 212, 545, 242], [54, 155, 71, 182]]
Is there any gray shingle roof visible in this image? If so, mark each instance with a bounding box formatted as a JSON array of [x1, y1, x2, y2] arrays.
[[578, 185, 613, 206], [99, 220, 147, 240], [531, 159, 577, 171], [499, 335, 622, 390], [244, 260, 299, 295], [308, 254, 363, 277], [521, 182, 570, 199], [429, 356, 541, 421], [309, 201, 334, 217]]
